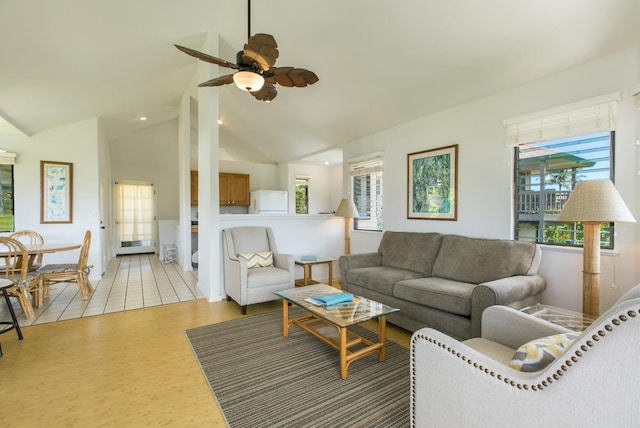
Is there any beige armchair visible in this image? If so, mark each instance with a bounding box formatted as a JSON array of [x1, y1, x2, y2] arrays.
[[410, 284, 640, 427], [222, 227, 294, 315]]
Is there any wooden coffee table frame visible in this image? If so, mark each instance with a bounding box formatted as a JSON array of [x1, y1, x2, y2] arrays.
[[281, 299, 387, 379]]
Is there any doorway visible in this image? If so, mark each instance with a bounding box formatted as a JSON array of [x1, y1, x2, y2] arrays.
[[114, 181, 156, 255]]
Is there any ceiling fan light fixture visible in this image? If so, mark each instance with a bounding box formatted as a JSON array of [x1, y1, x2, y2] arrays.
[[233, 71, 265, 92]]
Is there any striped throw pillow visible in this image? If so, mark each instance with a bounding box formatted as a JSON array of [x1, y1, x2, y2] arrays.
[[239, 251, 274, 269]]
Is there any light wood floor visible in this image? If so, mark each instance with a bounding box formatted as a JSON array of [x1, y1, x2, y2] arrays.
[[0, 258, 411, 427]]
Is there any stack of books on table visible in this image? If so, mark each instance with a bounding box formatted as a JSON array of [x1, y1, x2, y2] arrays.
[[305, 292, 353, 307]]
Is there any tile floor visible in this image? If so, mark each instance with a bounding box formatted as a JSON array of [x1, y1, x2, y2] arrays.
[[0, 253, 201, 326]]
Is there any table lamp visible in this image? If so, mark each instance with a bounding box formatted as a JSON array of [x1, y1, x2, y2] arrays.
[[335, 198, 359, 255], [556, 179, 636, 318]]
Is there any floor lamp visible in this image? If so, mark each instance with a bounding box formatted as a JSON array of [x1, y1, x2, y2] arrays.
[[556, 180, 636, 318], [335, 198, 359, 255]]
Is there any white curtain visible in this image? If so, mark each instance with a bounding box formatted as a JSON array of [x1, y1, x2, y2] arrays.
[[115, 182, 154, 242]]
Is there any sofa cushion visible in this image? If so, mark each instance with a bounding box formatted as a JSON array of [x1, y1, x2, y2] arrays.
[[378, 231, 443, 275], [394, 277, 475, 316], [432, 235, 540, 284], [345, 266, 425, 295], [464, 338, 516, 365], [247, 266, 290, 288]]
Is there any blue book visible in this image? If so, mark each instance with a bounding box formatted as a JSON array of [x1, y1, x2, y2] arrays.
[[305, 292, 353, 307]]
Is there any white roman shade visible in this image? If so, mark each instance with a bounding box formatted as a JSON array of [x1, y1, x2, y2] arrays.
[[0, 152, 17, 165], [504, 93, 620, 147]]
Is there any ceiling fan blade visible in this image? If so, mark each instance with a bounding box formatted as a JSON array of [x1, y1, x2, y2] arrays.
[[242, 33, 279, 71], [175, 44, 239, 70], [269, 67, 319, 88], [251, 82, 277, 102], [198, 74, 235, 87]]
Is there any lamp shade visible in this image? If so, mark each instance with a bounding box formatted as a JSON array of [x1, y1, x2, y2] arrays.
[[557, 180, 636, 223], [233, 71, 265, 92], [335, 198, 359, 218]]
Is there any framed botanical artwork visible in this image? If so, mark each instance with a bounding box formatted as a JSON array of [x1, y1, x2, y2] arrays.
[[407, 144, 458, 220], [40, 160, 73, 224]]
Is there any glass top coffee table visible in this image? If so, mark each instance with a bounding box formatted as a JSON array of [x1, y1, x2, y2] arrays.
[[521, 303, 595, 332], [274, 284, 399, 379]]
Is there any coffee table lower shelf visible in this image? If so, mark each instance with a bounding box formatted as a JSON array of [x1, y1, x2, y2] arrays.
[[283, 305, 387, 380]]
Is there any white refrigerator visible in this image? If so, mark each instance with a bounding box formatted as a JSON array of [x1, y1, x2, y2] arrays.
[[248, 190, 288, 214]]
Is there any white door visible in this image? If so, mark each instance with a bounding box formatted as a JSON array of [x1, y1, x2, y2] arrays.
[[115, 181, 156, 255]]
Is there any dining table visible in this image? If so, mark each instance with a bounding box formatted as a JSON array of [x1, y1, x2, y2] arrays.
[[16, 242, 82, 270]]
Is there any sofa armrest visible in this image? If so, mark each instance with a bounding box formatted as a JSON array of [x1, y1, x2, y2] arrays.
[[469, 274, 546, 338], [273, 252, 293, 270], [273, 253, 295, 287], [477, 274, 547, 305], [480, 305, 573, 349], [339, 252, 382, 286]]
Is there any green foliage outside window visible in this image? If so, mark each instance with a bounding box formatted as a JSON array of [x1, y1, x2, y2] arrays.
[[0, 165, 14, 232], [295, 180, 308, 214]]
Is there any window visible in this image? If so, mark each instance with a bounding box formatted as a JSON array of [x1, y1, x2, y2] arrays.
[[115, 181, 155, 254], [349, 154, 383, 231], [295, 177, 309, 214], [509, 96, 617, 248], [0, 164, 14, 232]]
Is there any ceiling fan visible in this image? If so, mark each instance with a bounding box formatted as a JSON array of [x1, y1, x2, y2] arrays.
[[175, 1, 318, 102]]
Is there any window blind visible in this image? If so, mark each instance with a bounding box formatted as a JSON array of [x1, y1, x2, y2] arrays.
[[349, 154, 383, 231], [0, 153, 16, 165], [504, 93, 619, 147]]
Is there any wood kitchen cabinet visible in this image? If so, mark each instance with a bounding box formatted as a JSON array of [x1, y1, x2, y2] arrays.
[[190, 171, 198, 205], [219, 173, 250, 206]]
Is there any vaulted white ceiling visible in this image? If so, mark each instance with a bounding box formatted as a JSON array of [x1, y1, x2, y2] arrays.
[[1, 0, 639, 165]]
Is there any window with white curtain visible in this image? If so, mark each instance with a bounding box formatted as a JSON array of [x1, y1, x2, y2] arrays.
[[506, 94, 618, 248], [115, 182, 155, 247], [349, 154, 383, 232]]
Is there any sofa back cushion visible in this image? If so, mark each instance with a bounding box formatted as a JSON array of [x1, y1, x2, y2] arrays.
[[432, 235, 541, 284], [378, 231, 443, 275]]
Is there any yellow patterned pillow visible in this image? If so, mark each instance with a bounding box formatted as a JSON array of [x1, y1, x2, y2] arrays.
[[509, 332, 578, 372], [239, 251, 274, 269]]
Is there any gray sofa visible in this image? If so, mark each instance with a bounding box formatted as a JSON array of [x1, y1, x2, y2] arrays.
[[339, 231, 546, 340]]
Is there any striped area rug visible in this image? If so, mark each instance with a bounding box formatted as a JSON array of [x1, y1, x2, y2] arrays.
[[186, 309, 410, 427]]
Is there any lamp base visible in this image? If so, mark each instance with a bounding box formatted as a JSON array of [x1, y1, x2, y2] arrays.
[[343, 217, 351, 255], [582, 222, 601, 319]]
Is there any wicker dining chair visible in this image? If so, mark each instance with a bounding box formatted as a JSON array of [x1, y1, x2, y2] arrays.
[[0, 237, 41, 319], [9, 230, 45, 271], [37, 230, 93, 300]]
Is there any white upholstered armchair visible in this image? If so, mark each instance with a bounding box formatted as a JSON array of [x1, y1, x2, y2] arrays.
[[222, 226, 294, 315], [410, 284, 640, 427]]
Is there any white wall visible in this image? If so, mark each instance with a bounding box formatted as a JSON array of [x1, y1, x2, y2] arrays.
[[5, 118, 103, 279], [344, 47, 640, 314], [97, 119, 113, 271], [284, 163, 335, 214], [110, 120, 179, 221]]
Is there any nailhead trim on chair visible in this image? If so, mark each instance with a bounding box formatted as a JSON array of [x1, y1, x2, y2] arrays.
[[410, 307, 639, 426]]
